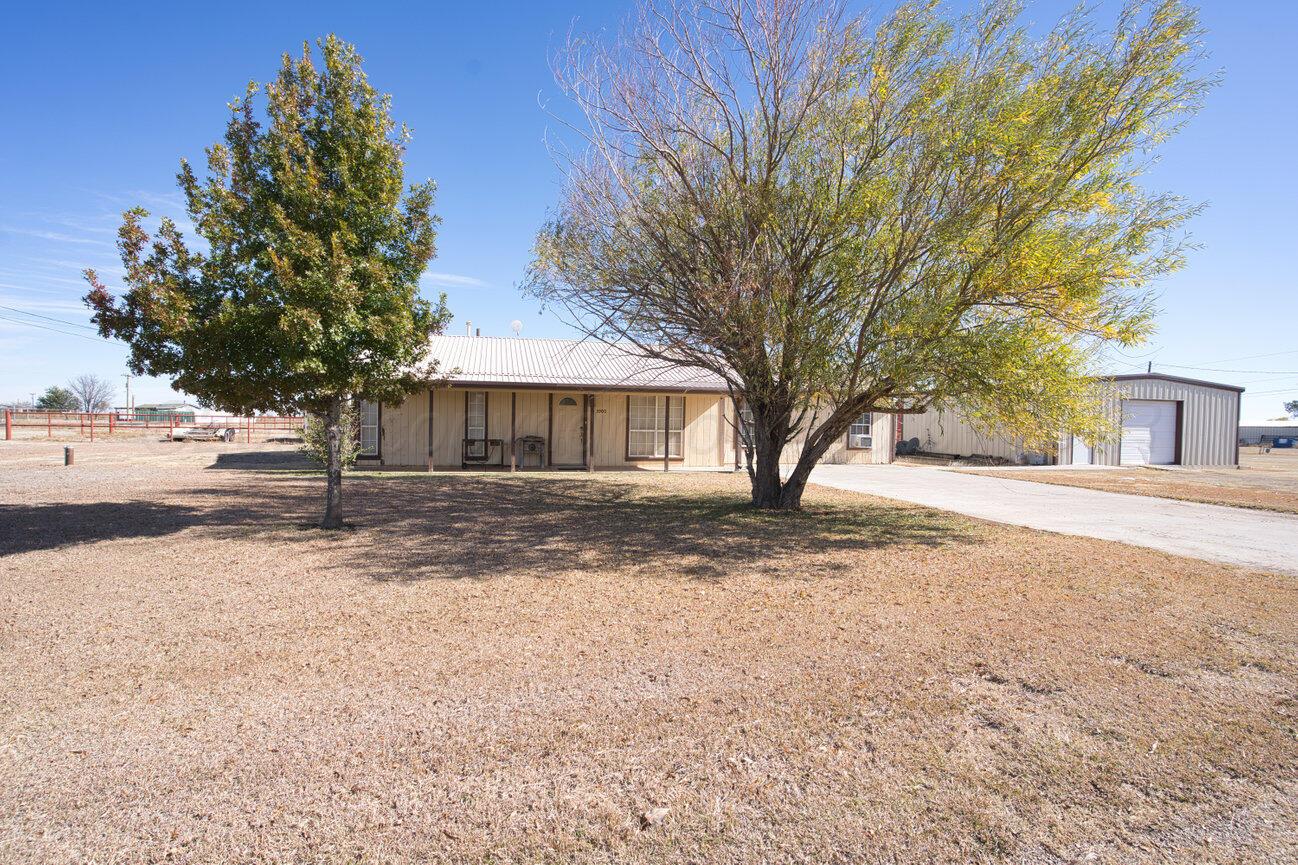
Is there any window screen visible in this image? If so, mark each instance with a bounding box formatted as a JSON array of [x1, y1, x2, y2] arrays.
[[628, 395, 684, 458], [848, 412, 872, 449], [466, 392, 487, 440], [358, 400, 379, 456]]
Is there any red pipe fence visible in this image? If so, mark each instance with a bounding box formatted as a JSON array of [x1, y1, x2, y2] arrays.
[[3, 409, 305, 442]]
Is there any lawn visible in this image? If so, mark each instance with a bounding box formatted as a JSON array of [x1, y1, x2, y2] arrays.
[[963, 449, 1298, 514], [2, 441, 1296, 864]]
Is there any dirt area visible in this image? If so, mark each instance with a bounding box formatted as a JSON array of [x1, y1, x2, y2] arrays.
[[964, 449, 1298, 514], [2, 439, 1296, 864]]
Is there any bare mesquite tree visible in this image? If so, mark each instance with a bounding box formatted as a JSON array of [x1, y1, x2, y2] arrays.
[[527, 0, 1210, 508], [67, 374, 116, 413]]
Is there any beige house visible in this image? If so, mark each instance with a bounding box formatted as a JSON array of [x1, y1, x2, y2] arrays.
[[358, 335, 895, 471]]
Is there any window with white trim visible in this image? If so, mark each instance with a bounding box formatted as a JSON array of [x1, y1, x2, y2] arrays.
[[628, 394, 684, 458], [847, 412, 872, 449], [738, 404, 755, 449], [358, 400, 379, 456], [465, 391, 487, 458]]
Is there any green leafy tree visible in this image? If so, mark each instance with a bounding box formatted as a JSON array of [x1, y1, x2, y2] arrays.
[[85, 35, 449, 527], [301, 404, 363, 469], [529, 0, 1211, 508], [1285, 400, 1297, 419], [36, 386, 81, 412]]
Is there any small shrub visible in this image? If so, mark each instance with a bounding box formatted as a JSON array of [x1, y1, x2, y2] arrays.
[[300, 404, 363, 469]]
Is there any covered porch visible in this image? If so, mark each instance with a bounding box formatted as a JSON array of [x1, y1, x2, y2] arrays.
[[360, 385, 740, 473]]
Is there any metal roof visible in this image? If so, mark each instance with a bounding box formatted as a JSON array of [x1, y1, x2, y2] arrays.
[[424, 335, 729, 393], [1105, 373, 1245, 393]]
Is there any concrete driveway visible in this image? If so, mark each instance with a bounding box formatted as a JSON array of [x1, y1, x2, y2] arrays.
[[809, 464, 1298, 575]]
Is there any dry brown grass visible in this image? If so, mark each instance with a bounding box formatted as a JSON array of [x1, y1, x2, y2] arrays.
[[2, 441, 1296, 864], [966, 451, 1298, 514]]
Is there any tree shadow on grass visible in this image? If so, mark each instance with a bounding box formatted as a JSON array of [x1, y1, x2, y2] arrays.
[[207, 450, 316, 471], [0, 501, 210, 556], [1, 473, 979, 581], [316, 473, 980, 583]]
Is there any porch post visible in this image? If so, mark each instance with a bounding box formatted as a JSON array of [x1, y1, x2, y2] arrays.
[[510, 391, 517, 472], [663, 394, 670, 472], [733, 398, 741, 471], [426, 389, 434, 472], [585, 394, 594, 472]]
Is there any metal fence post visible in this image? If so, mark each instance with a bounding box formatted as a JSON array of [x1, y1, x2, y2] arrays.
[[4, 409, 10, 440]]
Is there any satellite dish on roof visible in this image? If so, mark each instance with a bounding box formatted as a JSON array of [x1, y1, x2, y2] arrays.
[[510, 319, 523, 336]]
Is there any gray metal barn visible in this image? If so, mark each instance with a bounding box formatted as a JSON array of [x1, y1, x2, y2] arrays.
[[1238, 422, 1298, 446], [1060, 374, 1242, 467], [901, 373, 1243, 467]]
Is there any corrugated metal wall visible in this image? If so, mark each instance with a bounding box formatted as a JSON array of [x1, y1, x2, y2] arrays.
[[901, 409, 1026, 462], [1239, 425, 1298, 444], [903, 377, 1241, 467], [1087, 379, 1240, 467]]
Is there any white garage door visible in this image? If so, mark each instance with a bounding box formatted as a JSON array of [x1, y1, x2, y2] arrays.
[[1121, 400, 1177, 465]]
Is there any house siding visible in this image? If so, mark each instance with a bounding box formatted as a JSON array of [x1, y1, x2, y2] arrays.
[[374, 387, 898, 470], [378, 393, 429, 467], [901, 408, 1026, 462]]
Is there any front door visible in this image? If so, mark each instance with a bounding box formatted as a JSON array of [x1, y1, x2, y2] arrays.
[[551, 395, 586, 466]]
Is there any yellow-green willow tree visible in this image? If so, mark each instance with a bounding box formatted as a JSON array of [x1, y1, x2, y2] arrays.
[[86, 36, 449, 528], [528, 0, 1211, 509]]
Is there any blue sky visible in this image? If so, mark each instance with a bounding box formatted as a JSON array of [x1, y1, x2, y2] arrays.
[[1, 1, 1294, 420]]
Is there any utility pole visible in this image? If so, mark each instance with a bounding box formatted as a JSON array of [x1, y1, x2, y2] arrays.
[[122, 373, 132, 413]]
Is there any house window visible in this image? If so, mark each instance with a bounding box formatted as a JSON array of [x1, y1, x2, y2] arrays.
[[627, 394, 684, 458], [465, 390, 487, 443], [464, 391, 488, 460], [358, 400, 379, 456], [738, 404, 755, 449], [847, 412, 872, 449]]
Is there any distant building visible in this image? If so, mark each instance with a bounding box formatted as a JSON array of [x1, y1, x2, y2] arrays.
[[1238, 421, 1298, 446], [117, 402, 208, 423]]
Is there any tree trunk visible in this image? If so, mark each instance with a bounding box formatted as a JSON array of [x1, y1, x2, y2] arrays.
[[749, 411, 792, 509], [751, 440, 783, 508], [748, 419, 843, 511], [777, 419, 850, 509], [322, 396, 345, 529]]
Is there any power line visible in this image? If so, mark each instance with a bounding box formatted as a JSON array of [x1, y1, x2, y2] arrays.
[[1151, 362, 1298, 375], [0, 314, 115, 344], [1235, 375, 1298, 386], [1194, 348, 1298, 365], [1246, 385, 1298, 396], [0, 303, 99, 332]]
